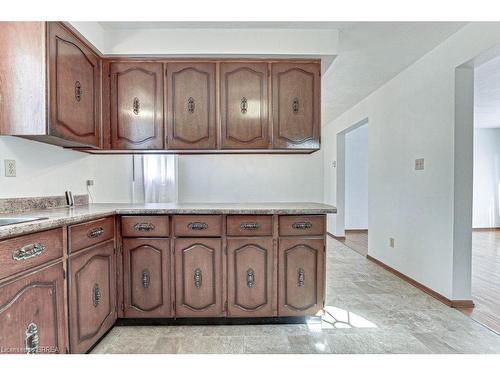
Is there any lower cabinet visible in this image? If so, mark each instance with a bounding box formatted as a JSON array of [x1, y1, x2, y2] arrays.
[[123, 238, 172, 317], [68, 240, 116, 353], [174, 238, 223, 317], [0, 262, 66, 354], [278, 238, 325, 316], [227, 238, 275, 317]]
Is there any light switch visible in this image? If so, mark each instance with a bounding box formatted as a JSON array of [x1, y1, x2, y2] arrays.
[[4, 160, 16, 177], [415, 158, 424, 171]]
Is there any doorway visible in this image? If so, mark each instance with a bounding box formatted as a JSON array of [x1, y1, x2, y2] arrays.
[[336, 120, 369, 256]]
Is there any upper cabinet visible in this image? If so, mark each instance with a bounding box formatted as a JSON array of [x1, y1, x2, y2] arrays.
[[165, 62, 217, 150], [110, 62, 164, 149], [0, 22, 102, 148], [220, 63, 269, 149], [272, 63, 320, 150], [0, 22, 321, 153], [48, 23, 101, 148]]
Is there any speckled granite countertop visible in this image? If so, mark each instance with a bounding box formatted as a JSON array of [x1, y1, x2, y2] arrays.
[[0, 202, 337, 239]]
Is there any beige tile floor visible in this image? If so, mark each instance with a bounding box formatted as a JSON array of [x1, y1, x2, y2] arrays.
[[92, 237, 500, 354]]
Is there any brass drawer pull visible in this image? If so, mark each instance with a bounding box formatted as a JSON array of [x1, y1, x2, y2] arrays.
[[75, 81, 82, 102], [187, 222, 208, 231], [142, 269, 150, 289], [298, 268, 305, 288], [92, 283, 101, 307], [87, 227, 104, 238], [187, 97, 195, 113], [240, 97, 248, 114], [246, 268, 255, 288], [194, 268, 202, 288], [133, 97, 140, 115], [240, 222, 260, 230], [12, 243, 45, 261], [292, 222, 312, 230], [25, 322, 39, 354], [292, 97, 299, 114], [134, 223, 155, 231]]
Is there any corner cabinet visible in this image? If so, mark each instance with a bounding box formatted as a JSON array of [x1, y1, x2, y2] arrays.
[[47, 22, 101, 148], [0, 22, 102, 148]]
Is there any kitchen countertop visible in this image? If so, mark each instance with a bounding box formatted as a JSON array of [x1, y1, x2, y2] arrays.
[[0, 202, 337, 239]]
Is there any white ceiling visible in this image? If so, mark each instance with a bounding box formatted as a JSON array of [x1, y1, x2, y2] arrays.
[[80, 22, 468, 124], [475, 55, 500, 128], [322, 22, 466, 123]]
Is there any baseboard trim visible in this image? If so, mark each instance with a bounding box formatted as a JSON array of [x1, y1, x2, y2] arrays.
[[345, 229, 368, 233], [327, 232, 345, 239], [473, 227, 500, 232], [366, 254, 475, 309]]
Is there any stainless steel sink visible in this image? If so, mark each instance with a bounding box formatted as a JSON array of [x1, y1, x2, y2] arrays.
[[0, 217, 49, 227]]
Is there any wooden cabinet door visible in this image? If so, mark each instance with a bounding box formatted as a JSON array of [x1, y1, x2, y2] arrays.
[[0, 263, 66, 354], [227, 238, 275, 317], [220, 63, 269, 149], [123, 238, 172, 317], [272, 63, 320, 150], [47, 22, 101, 148], [68, 241, 116, 353], [174, 238, 222, 317], [110, 62, 164, 149], [166, 63, 216, 149], [278, 238, 324, 316]]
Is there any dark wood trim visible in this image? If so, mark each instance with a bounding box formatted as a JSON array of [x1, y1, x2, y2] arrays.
[[73, 148, 319, 155], [366, 254, 475, 309], [473, 227, 500, 232], [114, 316, 320, 326], [345, 229, 368, 233]]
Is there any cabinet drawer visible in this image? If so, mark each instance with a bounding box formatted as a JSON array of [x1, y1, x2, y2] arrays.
[[226, 215, 273, 236], [173, 215, 222, 237], [68, 217, 115, 253], [279, 215, 325, 236], [0, 228, 63, 281], [121, 216, 169, 237]]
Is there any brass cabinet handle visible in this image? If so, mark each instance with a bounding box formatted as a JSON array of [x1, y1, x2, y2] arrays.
[[75, 81, 82, 102], [187, 222, 208, 231], [240, 97, 248, 114], [133, 97, 140, 115], [92, 283, 101, 307], [12, 243, 45, 261], [194, 268, 202, 288], [142, 269, 150, 289], [298, 268, 305, 288], [246, 268, 255, 288], [134, 223, 155, 231], [25, 322, 39, 354], [240, 222, 260, 230], [292, 97, 299, 114], [87, 227, 104, 238], [292, 222, 312, 230], [187, 97, 195, 113]]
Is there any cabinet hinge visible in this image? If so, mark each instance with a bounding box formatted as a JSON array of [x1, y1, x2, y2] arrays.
[[121, 303, 124, 312], [172, 301, 175, 311], [63, 269, 66, 279], [224, 301, 228, 311]]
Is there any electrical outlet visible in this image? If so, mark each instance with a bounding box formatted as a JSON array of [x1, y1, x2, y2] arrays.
[[4, 160, 16, 177], [389, 237, 395, 248], [415, 158, 424, 171], [86, 180, 94, 187]]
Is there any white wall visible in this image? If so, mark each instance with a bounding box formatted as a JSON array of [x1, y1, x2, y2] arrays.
[[473, 128, 500, 228], [178, 153, 323, 203], [323, 22, 500, 301], [0, 137, 93, 198], [345, 124, 368, 229]]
